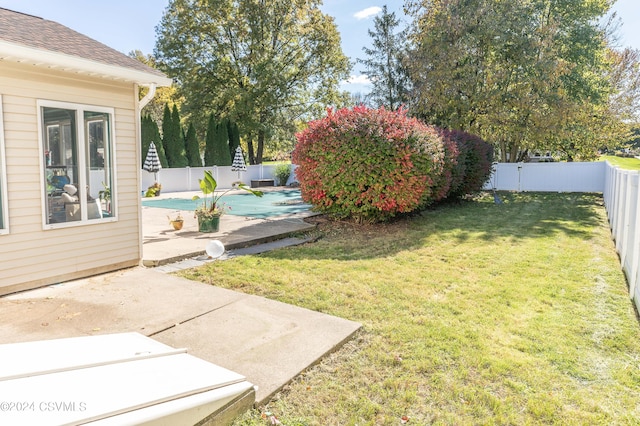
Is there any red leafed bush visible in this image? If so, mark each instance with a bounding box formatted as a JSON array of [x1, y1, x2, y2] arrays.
[[293, 106, 445, 223], [439, 129, 494, 198], [293, 107, 493, 222]]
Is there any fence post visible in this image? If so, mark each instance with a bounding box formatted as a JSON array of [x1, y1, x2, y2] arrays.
[[615, 171, 628, 252], [612, 170, 622, 235]]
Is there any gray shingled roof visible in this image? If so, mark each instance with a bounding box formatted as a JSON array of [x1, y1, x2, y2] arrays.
[[0, 7, 167, 80]]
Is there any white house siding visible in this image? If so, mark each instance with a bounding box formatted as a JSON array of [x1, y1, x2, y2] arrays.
[[0, 62, 141, 295]]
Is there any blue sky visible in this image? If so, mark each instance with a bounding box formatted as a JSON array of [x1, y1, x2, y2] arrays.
[[0, 0, 637, 93]]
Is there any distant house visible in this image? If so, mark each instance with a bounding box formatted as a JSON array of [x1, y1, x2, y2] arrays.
[[0, 8, 172, 295]]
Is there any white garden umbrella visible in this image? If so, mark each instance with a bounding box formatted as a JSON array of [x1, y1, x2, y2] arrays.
[[231, 146, 247, 179], [143, 141, 162, 182]]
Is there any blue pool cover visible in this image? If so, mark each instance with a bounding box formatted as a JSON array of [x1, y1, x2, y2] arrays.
[[142, 189, 311, 219]]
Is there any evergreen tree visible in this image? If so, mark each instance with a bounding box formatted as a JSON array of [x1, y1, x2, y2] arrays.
[[142, 115, 168, 168], [204, 115, 216, 166], [358, 5, 411, 110], [184, 122, 202, 167], [213, 121, 232, 166], [161, 104, 187, 167], [171, 104, 188, 167], [161, 104, 175, 166], [227, 120, 240, 161]]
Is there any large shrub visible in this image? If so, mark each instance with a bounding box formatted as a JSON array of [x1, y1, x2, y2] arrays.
[[440, 129, 494, 198], [293, 106, 445, 222]]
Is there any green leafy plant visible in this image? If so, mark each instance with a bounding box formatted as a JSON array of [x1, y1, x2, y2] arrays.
[[98, 182, 111, 202], [144, 183, 162, 197], [192, 170, 263, 218], [274, 163, 291, 186]]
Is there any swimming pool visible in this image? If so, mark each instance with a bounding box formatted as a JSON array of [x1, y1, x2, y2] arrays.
[[142, 189, 311, 219]]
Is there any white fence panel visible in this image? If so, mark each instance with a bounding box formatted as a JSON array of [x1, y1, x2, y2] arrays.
[[602, 162, 640, 313], [623, 174, 639, 283], [140, 164, 298, 193], [484, 162, 606, 192], [486, 163, 521, 191]]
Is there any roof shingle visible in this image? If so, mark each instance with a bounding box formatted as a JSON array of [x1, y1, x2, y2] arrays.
[[0, 7, 166, 79]]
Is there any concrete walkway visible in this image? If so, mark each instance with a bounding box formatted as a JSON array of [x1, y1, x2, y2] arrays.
[[0, 193, 362, 420]]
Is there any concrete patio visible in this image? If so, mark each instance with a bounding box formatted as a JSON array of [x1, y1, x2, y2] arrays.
[[0, 193, 362, 423]]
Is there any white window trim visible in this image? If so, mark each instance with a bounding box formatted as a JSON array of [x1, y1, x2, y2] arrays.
[[37, 99, 117, 229], [0, 95, 8, 235]]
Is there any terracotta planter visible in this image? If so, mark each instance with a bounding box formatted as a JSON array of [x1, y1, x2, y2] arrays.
[[197, 215, 220, 233], [170, 220, 184, 231]]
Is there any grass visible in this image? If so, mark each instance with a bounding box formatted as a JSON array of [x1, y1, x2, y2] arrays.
[[599, 155, 640, 170], [177, 192, 640, 425]]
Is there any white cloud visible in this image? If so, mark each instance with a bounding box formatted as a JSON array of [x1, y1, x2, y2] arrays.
[[345, 74, 372, 85], [354, 6, 382, 20]]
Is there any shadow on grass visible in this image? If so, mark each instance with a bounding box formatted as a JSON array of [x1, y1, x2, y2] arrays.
[[433, 191, 603, 241], [259, 191, 605, 261]]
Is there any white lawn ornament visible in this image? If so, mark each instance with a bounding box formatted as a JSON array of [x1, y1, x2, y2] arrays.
[[205, 240, 225, 258]]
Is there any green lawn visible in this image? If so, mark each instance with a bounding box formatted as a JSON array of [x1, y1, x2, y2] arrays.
[[178, 192, 640, 425], [600, 154, 640, 170]]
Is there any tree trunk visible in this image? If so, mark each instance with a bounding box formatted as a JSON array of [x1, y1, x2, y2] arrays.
[[256, 129, 265, 164], [247, 135, 256, 165]]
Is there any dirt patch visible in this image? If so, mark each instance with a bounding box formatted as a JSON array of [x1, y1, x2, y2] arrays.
[[304, 214, 414, 241]]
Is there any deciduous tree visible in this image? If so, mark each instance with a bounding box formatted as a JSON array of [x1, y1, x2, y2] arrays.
[[130, 50, 182, 126], [155, 0, 351, 164], [405, 0, 614, 162]]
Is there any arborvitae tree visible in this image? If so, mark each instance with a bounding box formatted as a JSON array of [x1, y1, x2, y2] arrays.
[[161, 104, 187, 167], [142, 115, 168, 168], [170, 104, 188, 167], [161, 104, 176, 166], [227, 120, 240, 160], [204, 115, 216, 166], [213, 121, 232, 166], [184, 122, 202, 167]]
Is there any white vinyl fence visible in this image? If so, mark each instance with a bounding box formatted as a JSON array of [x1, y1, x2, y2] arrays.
[[483, 161, 606, 192], [483, 161, 638, 311], [603, 162, 640, 312], [140, 164, 297, 193], [143, 161, 638, 311]]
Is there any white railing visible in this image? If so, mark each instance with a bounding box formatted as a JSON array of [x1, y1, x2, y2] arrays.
[[603, 162, 640, 312], [141, 164, 297, 193]]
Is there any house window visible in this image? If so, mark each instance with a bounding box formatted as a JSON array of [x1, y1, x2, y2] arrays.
[[0, 95, 7, 233], [39, 101, 115, 226]]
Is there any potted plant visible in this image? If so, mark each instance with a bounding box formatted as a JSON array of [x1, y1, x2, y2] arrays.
[[98, 182, 111, 214], [167, 212, 184, 231], [274, 163, 291, 186], [145, 182, 162, 197], [193, 170, 263, 233]]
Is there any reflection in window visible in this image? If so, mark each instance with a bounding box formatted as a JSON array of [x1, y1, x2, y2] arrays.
[[41, 103, 115, 226]]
